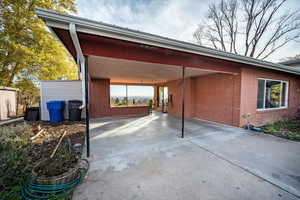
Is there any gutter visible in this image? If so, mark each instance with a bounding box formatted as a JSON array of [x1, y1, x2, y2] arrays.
[[36, 8, 300, 76], [69, 23, 86, 109]]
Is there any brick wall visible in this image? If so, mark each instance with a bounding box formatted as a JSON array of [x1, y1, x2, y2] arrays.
[[166, 78, 195, 118], [89, 70, 300, 127], [193, 73, 241, 126], [166, 73, 241, 126], [166, 68, 300, 127], [240, 67, 300, 126], [89, 78, 149, 118]]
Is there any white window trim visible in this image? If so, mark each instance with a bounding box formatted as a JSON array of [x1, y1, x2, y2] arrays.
[[257, 78, 289, 111]]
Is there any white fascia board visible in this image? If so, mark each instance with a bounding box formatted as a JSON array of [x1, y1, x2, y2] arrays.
[[37, 8, 300, 76]]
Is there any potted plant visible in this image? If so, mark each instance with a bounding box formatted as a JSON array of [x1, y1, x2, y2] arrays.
[[148, 99, 153, 114], [242, 113, 252, 130]]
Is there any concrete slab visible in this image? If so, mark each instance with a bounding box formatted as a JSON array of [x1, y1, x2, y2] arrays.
[[74, 113, 300, 200]]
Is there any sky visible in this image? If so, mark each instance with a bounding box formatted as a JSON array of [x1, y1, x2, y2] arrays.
[[74, 0, 300, 97], [75, 0, 300, 62]]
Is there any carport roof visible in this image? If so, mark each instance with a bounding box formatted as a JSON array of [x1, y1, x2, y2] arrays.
[[36, 8, 300, 76]]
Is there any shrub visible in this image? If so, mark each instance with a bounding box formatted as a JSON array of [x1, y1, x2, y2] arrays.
[[263, 119, 300, 141], [0, 123, 33, 200]]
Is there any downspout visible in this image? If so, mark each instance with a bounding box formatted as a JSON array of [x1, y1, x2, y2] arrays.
[[69, 23, 86, 109]]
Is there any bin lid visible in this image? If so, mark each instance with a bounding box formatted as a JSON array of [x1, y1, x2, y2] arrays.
[[68, 100, 82, 103], [47, 100, 65, 104], [68, 100, 82, 109]]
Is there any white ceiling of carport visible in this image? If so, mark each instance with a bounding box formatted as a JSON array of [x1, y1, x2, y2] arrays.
[[88, 55, 215, 84]]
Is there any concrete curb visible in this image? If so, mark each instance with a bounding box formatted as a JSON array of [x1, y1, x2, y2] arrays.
[[0, 117, 24, 126]]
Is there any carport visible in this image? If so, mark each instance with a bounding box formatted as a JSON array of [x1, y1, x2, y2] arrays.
[[86, 52, 237, 157], [87, 55, 220, 131], [37, 9, 300, 199], [37, 9, 241, 158], [75, 35, 240, 158]]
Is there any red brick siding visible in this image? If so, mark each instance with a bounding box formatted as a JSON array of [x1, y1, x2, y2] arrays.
[[89, 69, 300, 127], [166, 73, 241, 126], [89, 78, 149, 118], [193, 73, 241, 126], [240, 67, 300, 126], [166, 78, 195, 118], [110, 106, 149, 117]]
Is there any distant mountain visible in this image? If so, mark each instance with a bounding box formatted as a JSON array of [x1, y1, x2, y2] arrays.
[[111, 96, 153, 99]]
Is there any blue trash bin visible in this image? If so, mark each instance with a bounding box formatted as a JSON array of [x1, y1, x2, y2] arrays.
[[47, 100, 65, 122]]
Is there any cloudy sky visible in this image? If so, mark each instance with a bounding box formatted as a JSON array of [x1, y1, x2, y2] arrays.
[[75, 0, 300, 62]]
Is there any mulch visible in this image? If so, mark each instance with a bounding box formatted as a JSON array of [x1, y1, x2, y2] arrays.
[[27, 121, 86, 163], [2, 120, 86, 176]]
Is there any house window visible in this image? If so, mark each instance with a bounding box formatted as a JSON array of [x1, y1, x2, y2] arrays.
[[256, 79, 288, 110], [110, 85, 154, 107]]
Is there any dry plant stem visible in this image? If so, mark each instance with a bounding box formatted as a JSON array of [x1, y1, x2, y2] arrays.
[[30, 129, 44, 140], [50, 131, 67, 158]]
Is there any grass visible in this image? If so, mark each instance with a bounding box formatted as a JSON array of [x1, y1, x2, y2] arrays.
[[263, 119, 300, 141]]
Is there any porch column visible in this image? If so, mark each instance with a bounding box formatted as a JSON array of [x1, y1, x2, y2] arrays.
[[181, 66, 185, 138], [84, 56, 90, 157]]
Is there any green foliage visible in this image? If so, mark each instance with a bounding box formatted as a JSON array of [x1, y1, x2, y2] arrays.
[[0, 0, 78, 108], [15, 78, 40, 111], [122, 97, 128, 105], [263, 120, 300, 141], [0, 123, 33, 200], [148, 99, 153, 108], [263, 124, 278, 134]]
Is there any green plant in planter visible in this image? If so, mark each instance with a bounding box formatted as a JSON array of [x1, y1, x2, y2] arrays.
[[148, 99, 153, 108]]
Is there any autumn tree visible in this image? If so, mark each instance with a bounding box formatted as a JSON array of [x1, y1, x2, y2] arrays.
[[193, 0, 300, 60], [0, 0, 78, 109]]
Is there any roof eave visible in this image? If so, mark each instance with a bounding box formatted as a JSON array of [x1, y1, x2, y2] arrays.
[[36, 8, 300, 76]]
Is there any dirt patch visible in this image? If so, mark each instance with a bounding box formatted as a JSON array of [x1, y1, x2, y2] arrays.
[[2, 120, 85, 176], [29, 121, 85, 176]]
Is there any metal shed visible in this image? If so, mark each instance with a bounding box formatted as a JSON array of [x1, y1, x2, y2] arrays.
[[0, 86, 19, 121]]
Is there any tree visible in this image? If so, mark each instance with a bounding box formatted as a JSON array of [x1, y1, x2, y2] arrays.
[[15, 78, 40, 112], [115, 97, 120, 104], [193, 0, 300, 60], [0, 0, 78, 109], [283, 53, 300, 61]]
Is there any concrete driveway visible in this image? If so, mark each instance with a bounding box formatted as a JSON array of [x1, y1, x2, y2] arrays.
[[74, 113, 300, 200]]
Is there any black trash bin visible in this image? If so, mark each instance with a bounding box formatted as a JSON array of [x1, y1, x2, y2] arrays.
[[25, 107, 40, 121], [68, 100, 82, 121]]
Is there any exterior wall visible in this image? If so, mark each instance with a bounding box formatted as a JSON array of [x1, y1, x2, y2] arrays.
[[89, 78, 149, 118], [166, 78, 195, 118], [110, 106, 149, 116], [89, 78, 111, 117], [52, 28, 300, 127], [193, 73, 241, 126], [40, 80, 84, 121], [167, 68, 300, 127], [0, 88, 18, 120], [166, 73, 241, 126], [240, 67, 300, 127]]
